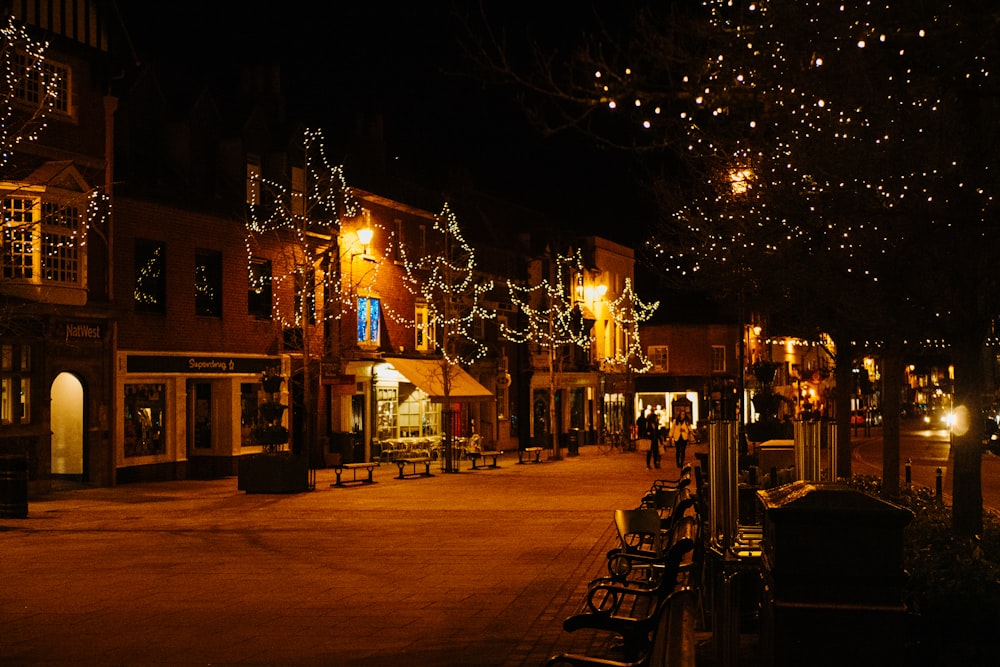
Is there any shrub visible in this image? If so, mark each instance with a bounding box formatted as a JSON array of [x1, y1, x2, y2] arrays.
[[846, 475, 1000, 666]]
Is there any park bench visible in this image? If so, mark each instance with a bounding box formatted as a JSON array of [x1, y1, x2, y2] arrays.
[[329, 461, 378, 487], [606, 502, 699, 581], [518, 446, 544, 463], [545, 586, 699, 667], [467, 448, 503, 469], [394, 456, 432, 479], [552, 517, 697, 664]]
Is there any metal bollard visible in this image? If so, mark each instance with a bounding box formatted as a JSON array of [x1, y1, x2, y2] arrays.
[[935, 467, 943, 503], [905, 459, 912, 488]]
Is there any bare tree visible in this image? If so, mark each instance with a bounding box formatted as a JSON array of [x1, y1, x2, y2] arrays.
[[246, 128, 361, 465], [502, 245, 590, 460], [399, 203, 494, 472]]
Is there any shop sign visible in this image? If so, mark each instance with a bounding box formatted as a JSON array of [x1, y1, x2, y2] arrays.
[[64, 321, 103, 342], [125, 354, 278, 375], [323, 373, 357, 394]]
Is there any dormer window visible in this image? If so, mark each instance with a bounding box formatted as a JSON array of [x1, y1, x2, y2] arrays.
[[14, 52, 70, 116]]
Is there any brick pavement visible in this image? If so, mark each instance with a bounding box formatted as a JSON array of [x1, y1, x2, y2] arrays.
[[1, 444, 712, 666]]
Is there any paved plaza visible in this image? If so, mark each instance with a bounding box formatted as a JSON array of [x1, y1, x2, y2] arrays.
[[1, 444, 710, 666]]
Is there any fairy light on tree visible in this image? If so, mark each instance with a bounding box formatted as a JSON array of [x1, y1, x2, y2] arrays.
[[502, 246, 591, 460], [605, 278, 659, 439], [606, 277, 659, 374], [399, 203, 494, 472], [0, 16, 60, 171], [245, 128, 361, 462]]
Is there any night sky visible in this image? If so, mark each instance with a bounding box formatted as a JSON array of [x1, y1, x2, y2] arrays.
[[115, 1, 652, 246]]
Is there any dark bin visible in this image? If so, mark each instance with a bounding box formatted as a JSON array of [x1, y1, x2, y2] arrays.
[[330, 432, 359, 464], [566, 428, 580, 456], [0, 453, 29, 518], [757, 481, 913, 667]]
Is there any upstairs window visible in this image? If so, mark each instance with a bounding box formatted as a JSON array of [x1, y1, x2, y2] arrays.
[[195, 249, 223, 317], [712, 345, 727, 373], [1, 197, 84, 288], [248, 258, 272, 320], [14, 52, 70, 115], [358, 296, 381, 347], [649, 346, 669, 372], [246, 156, 261, 206], [134, 239, 166, 313], [415, 303, 435, 351]]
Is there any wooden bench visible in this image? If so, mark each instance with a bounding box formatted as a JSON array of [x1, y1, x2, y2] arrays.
[[545, 586, 699, 667], [518, 446, 544, 464], [329, 462, 378, 487], [467, 449, 502, 470], [395, 457, 432, 479]]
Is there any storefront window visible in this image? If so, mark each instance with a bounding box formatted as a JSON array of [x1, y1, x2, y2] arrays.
[[376, 387, 397, 440], [0, 343, 30, 424], [398, 384, 440, 437], [124, 384, 165, 457], [240, 382, 262, 447]]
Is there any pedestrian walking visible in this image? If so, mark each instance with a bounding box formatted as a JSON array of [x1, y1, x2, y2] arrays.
[[670, 415, 692, 468]]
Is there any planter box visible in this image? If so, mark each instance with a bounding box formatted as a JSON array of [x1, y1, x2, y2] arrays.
[[237, 453, 309, 494]]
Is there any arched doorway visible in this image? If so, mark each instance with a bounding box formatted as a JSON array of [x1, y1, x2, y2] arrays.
[[50, 372, 84, 479]]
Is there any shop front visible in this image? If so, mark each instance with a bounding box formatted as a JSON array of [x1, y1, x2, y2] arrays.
[[116, 352, 287, 483], [529, 371, 600, 451], [2, 315, 115, 494], [634, 374, 706, 433], [340, 357, 494, 467]]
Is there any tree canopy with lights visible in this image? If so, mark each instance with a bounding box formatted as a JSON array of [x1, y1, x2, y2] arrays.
[[471, 0, 1000, 534]]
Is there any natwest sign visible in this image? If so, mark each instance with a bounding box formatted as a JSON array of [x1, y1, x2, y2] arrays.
[[64, 321, 103, 342]]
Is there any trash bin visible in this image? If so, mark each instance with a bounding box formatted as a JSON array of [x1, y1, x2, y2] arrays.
[[0, 453, 28, 518], [330, 432, 357, 464], [567, 428, 580, 457]]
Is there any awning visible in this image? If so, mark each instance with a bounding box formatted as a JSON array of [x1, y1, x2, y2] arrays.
[[383, 357, 494, 403]]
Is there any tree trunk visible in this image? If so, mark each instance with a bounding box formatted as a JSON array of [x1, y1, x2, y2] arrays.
[[881, 341, 903, 497], [834, 338, 855, 480], [951, 332, 985, 537]]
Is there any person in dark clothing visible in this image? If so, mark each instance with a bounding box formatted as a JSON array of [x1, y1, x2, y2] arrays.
[[647, 417, 662, 469]]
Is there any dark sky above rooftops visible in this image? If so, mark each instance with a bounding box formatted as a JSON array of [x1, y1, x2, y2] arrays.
[[115, 0, 654, 247]]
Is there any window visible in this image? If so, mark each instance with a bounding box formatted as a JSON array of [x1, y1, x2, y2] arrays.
[[248, 258, 272, 319], [246, 156, 261, 205], [649, 346, 669, 372], [195, 249, 222, 317], [358, 296, 381, 346], [14, 52, 70, 115], [376, 387, 398, 441], [294, 268, 316, 325], [2, 197, 84, 287], [398, 385, 439, 438], [124, 384, 166, 457], [134, 239, 166, 313], [392, 219, 402, 263], [415, 303, 435, 351], [712, 345, 726, 373], [0, 344, 31, 425], [240, 383, 261, 447], [41, 202, 82, 283]]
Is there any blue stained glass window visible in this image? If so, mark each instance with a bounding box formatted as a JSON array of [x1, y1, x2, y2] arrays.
[[369, 299, 380, 343], [357, 297, 369, 341]]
